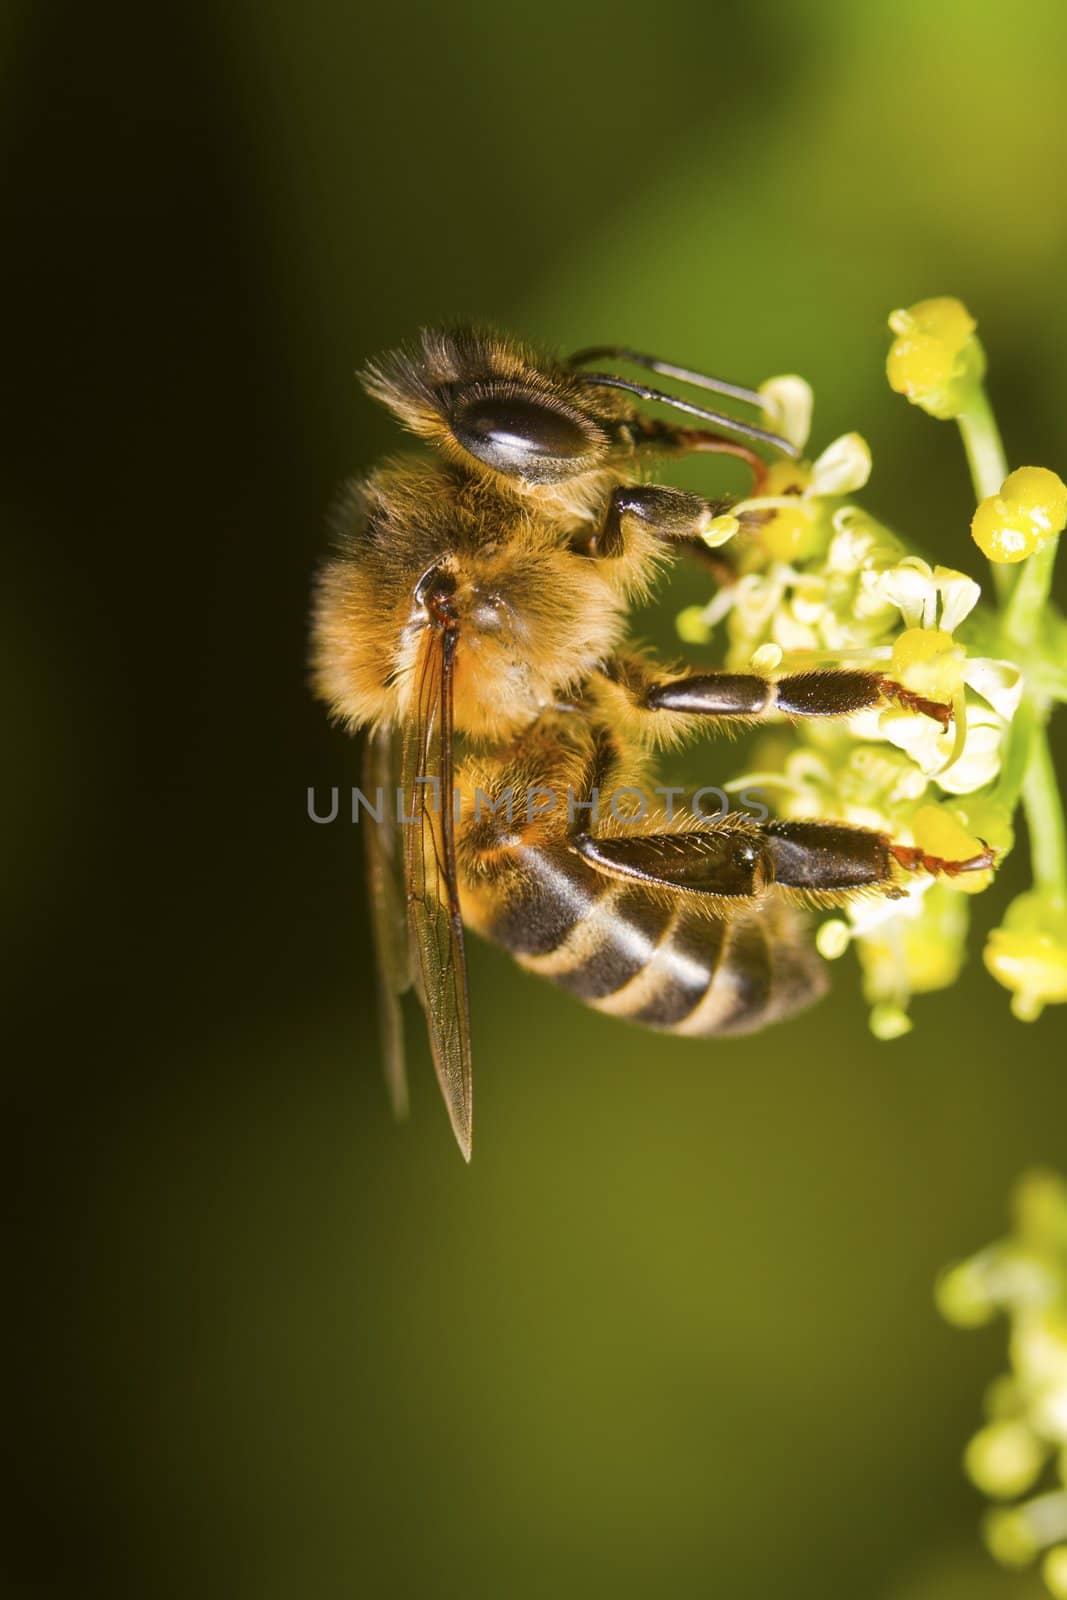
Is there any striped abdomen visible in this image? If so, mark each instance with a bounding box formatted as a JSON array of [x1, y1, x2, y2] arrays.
[[477, 844, 827, 1036]]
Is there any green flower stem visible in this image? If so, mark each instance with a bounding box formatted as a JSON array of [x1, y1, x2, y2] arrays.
[[999, 527, 1064, 899], [957, 386, 1007, 501], [1022, 726, 1067, 903], [958, 382, 1067, 905], [1004, 534, 1061, 651], [994, 701, 1036, 816], [958, 386, 1012, 604]]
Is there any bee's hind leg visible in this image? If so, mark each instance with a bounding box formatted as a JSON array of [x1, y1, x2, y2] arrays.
[[764, 818, 996, 902]]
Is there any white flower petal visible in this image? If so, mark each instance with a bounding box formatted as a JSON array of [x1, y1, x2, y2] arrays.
[[828, 521, 881, 574], [962, 657, 1025, 720], [732, 573, 784, 633], [790, 586, 827, 626], [879, 708, 950, 773], [759, 375, 813, 452], [870, 560, 935, 629], [809, 432, 873, 498], [855, 569, 899, 618], [936, 749, 1002, 795], [890, 767, 930, 803], [771, 612, 820, 652], [934, 566, 981, 633], [848, 885, 931, 939], [845, 708, 887, 741], [934, 717, 1004, 794]]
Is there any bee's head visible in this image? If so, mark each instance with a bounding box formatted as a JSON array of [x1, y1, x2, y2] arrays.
[[360, 326, 633, 489]]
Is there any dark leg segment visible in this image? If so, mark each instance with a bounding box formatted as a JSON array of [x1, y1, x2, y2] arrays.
[[765, 819, 996, 895], [764, 820, 895, 893], [646, 672, 774, 716], [775, 671, 885, 718], [580, 483, 731, 560], [572, 827, 770, 899], [641, 667, 950, 728]]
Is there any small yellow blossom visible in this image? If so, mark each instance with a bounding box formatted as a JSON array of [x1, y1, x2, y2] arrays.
[[868, 1002, 913, 1040], [702, 512, 740, 548], [985, 891, 1067, 1021], [887, 296, 985, 419], [972, 466, 1067, 565], [855, 882, 969, 1010], [676, 606, 712, 646], [965, 1419, 1047, 1499], [734, 412, 872, 565], [1045, 1545, 1067, 1598], [941, 1172, 1067, 1594]]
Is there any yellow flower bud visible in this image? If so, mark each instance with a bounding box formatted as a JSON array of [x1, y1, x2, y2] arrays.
[[984, 891, 1067, 1020], [676, 606, 711, 646], [971, 498, 1042, 563], [1002, 466, 1067, 533], [750, 642, 783, 672], [965, 1419, 1046, 1499], [891, 626, 963, 701], [763, 505, 813, 562], [971, 466, 1067, 563], [983, 1506, 1039, 1568], [935, 1258, 998, 1328], [815, 919, 850, 959], [892, 626, 954, 670], [889, 296, 977, 348], [750, 462, 824, 562], [1014, 1169, 1067, 1251], [1045, 1547, 1067, 1600], [763, 461, 810, 498], [702, 513, 740, 548], [869, 1002, 912, 1040], [886, 296, 985, 419]]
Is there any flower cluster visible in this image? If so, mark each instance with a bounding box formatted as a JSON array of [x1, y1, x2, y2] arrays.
[[938, 1171, 1067, 1598], [676, 297, 1067, 1035]]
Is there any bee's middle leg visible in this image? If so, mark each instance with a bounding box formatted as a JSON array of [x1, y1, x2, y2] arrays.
[[600, 654, 953, 734]]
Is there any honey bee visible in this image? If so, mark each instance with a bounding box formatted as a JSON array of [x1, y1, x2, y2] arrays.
[[312, 327, 994, 1159]]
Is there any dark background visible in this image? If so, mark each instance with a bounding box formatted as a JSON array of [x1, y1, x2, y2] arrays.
[[6, 1, 1067, 1595]]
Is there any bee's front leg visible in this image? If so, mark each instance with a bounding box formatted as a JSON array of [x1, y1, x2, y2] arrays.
[[577, 483, 738, 583]]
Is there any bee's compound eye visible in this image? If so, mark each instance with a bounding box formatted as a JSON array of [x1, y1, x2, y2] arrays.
[[452, 395, 592, 477]]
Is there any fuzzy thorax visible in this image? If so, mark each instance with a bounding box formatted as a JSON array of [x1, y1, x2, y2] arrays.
[[311, 463, 631, 740]]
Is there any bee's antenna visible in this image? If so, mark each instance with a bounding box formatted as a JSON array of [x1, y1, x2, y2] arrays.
[[569, 346, 767, 411], [574, 371, 800, 458]]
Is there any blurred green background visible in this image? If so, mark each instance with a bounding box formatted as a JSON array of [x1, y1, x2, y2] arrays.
[[7, 0, 1067, 1595]]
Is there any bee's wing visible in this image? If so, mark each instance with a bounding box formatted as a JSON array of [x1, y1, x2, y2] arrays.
[[401, 627, 473, 1161], [362, 724, 411, 1120]]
